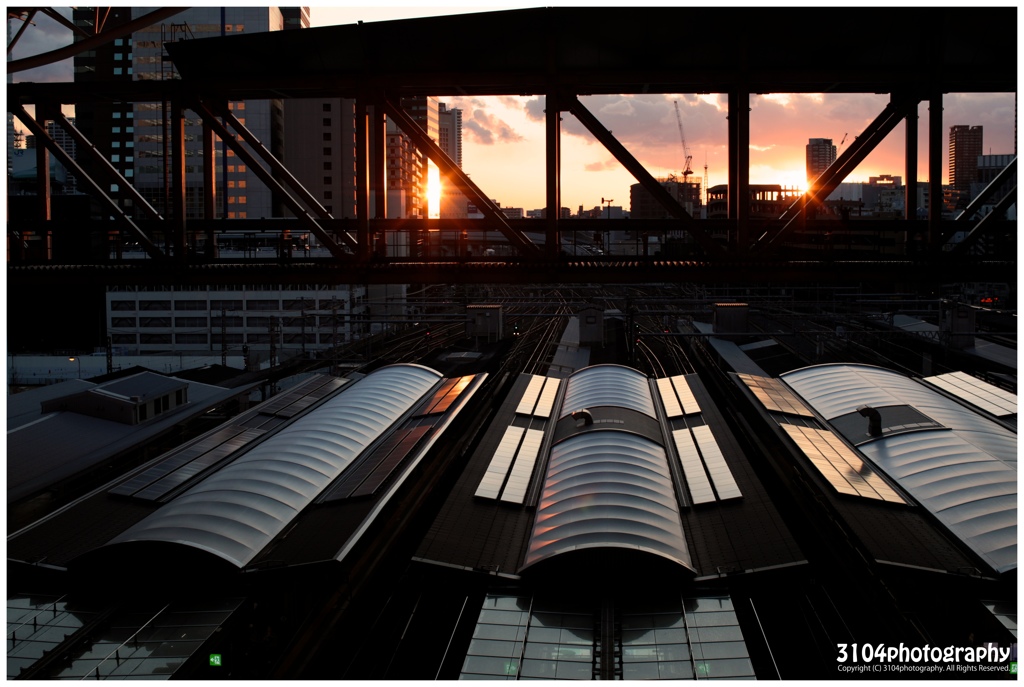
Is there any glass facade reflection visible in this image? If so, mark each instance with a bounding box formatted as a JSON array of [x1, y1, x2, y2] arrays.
[[621, 596, 754, 680], [460, 592, 754, 680], [7, 595, 102, 679], [7, 596, 243, 680]]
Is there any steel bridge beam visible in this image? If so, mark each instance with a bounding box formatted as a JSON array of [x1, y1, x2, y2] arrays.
[[546, 93, 562, 260], [190, 99, 354, 259], [8, 259, 1014, 289], [949, 185, 1017, 255], [49, 113, 163, 222], [10, 104, 165, 260], [7, 7, 188, 73], [953, 157, 1017, 223]]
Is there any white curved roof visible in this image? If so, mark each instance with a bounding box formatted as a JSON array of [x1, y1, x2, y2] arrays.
[[858, 430, 1016, 573], [105, 364, 441, 567], [521, 431, 693, 572], [558, 365, 656, 419], [781, 363, 1016, 573]]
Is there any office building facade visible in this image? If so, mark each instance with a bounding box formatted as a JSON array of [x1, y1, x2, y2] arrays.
[[105, 283, 363, 358], [949, 124, 983, 198]]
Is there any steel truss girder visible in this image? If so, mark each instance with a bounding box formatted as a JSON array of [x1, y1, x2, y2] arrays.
[[51, 112, 164, 222], [949, 185, 1017, 255], [8, 259, 1015, 289], [208, 100, 357, 249], [7, 7, 188, 74], [190, 98, 354, 259], [760, 95, 922, 251], [7, 9, 37, 55], [9, 103, 165, 260], [953, 157, 1017, 224], [567, 96, 725, 259], [378, 95, 542, 258]]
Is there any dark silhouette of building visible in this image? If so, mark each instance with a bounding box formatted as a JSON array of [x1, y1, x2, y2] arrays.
[[806, 137, 836, 186], [949, 124, 984, 198]]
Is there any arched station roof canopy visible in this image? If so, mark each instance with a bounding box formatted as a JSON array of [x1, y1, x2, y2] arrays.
[[78, 364, 442, 572], [559, 364, 657, 420], [521, 365, 694, 579], [781, 364, 1016, 575]]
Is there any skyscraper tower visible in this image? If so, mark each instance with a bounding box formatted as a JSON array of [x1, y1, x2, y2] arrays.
[[805, 138, 836, 186], [72, 8, 305, 222], [948, 124, 983, 197], [438, 102, 463, 169]]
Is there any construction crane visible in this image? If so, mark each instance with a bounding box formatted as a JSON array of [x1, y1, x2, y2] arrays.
[[838, 132, 848, 151], [673, 100, 693, 179]]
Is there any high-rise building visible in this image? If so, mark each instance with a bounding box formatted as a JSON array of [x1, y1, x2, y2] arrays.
[[949, 124, 984, 197], [282, 97, 358, 221], [130, 8, 300, 220], [805, 138, 836, 185], [437, 101, 468, 219], [72, 8, 306, 222], [438, 102, 463, 169], [71, 8, 136, 215], [399, 96, 439, 217], [386, 121, 424, 220]]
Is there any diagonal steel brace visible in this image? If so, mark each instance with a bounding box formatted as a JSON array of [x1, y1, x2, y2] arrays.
[[568, 96, 725, 259], [191, 98, 354, 258], [10, 103, 164, 259], [380, 96, 541, 258]]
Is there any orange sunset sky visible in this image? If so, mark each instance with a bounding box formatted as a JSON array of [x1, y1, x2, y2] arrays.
[[10, 3, 1018, 213]]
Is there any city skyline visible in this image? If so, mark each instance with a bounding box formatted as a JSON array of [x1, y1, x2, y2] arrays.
[[8, 5, 1018, 212]]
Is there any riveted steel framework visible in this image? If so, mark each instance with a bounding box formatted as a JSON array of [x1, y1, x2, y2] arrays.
[[7, 7, 1016, 287]]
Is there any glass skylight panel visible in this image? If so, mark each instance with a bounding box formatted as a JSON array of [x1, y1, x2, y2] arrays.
[[739, 374, 815, 417], [475, 426, 525, 499], [523, 431, 692, 572], [782, 425, 906, 504], [516, 375, 546, 416], [691, 426, 742, 501], [348, 425, 432, 497], [671, 375, 701, 415], [533, 378, 561, 418], [925, 371, 1017, 417], [657, 377, 683, 418], [109, 426, 253, 498], [560, 365, 656, 418], [500, 429, 545, 504], [418, 375, 474, 416], [673, 429, 715, 505]]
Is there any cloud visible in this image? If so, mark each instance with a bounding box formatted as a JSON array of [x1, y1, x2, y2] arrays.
[[9, 9, 75, 83], [584, 160, 619, 172], [463, 109, 524, 146], [524, 97, 545, 122]]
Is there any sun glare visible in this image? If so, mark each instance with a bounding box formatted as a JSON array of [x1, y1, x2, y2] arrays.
[[427, 163, 441, 219]]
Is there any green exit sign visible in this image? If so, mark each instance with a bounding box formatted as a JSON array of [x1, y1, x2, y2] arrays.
[[210, 654, 223, 667]]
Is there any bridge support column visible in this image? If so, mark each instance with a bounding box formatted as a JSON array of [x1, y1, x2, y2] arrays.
[[728, 90, 750, 248], [545, 92, 561, 259], [927, 93, 943, 250], [355, 94, 372, 261], [171, 100, 187, 260]]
